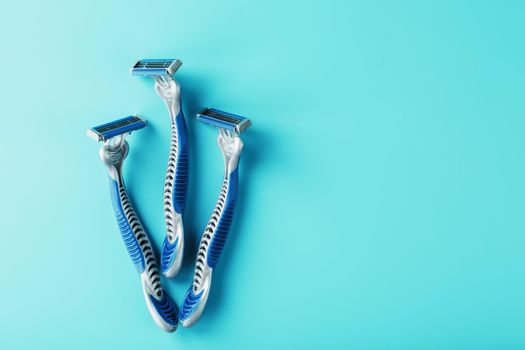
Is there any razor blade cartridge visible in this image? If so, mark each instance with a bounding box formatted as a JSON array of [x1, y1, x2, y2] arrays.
[[197, 108, 252, 134], [131, 59, 182, 76], [87, 116, 146, 142]]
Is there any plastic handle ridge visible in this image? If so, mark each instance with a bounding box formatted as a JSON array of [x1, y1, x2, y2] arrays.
[[179, 132, 243, 327], [108, 177, 179, 332], [156, 79, 189, 279]]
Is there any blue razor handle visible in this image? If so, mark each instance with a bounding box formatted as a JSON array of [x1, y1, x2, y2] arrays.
[[180, 129, 243, 327], [154, 76, 189, 278], [99, 136, 179, 332], [131, 59, 188, 279]]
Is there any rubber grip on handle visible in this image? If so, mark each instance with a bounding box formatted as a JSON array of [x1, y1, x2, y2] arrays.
[[178, 166, 239, 326], [207, 167, 239, 268], [172, 107, 190, 215], [109, 178, 179, 331], [160, 105, 189, 276], [109, 178, 145, 273]]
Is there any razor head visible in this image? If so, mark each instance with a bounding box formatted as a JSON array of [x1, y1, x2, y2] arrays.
[[87, 116, 146, 142], [131, 59, 182, 77], [196, 108, 252, 134]]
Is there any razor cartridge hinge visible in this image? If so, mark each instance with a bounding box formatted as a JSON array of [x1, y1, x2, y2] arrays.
[[87, 116, 146, 142], [131, 59, 182, 77], [196, 108, 252, 134]]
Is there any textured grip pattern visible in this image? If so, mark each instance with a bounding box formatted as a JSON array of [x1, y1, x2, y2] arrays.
[[160, 237, 179, 273], [179, 287, 203, 321], [149, 293, 179, 327], [192, 176, 228, 291], [173, 110, 189, 214], [164, 108, 189, 242], [207, 168, 239, 268], [109, 179, 145, 273], [109, 178, 163, 297]]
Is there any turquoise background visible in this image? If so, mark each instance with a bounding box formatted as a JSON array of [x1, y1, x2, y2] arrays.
[[1, 0, 524, 348]]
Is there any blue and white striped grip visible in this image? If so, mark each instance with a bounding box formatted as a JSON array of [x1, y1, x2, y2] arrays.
[[160, 103, 189, 276], [109, 178, 179, 332], [179, 165, 239, 325], [207, 167, 238, 268]]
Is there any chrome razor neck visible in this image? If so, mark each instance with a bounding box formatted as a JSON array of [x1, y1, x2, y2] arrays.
[[154, 75, 182, 124], [218, 128, 243, 174], [99, 135, 129, 181]]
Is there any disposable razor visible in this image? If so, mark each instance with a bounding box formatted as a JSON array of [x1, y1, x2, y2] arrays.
[[131, 59, 189, 278], [179, 108, 252, 327], [87, 116, 179, 332]]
